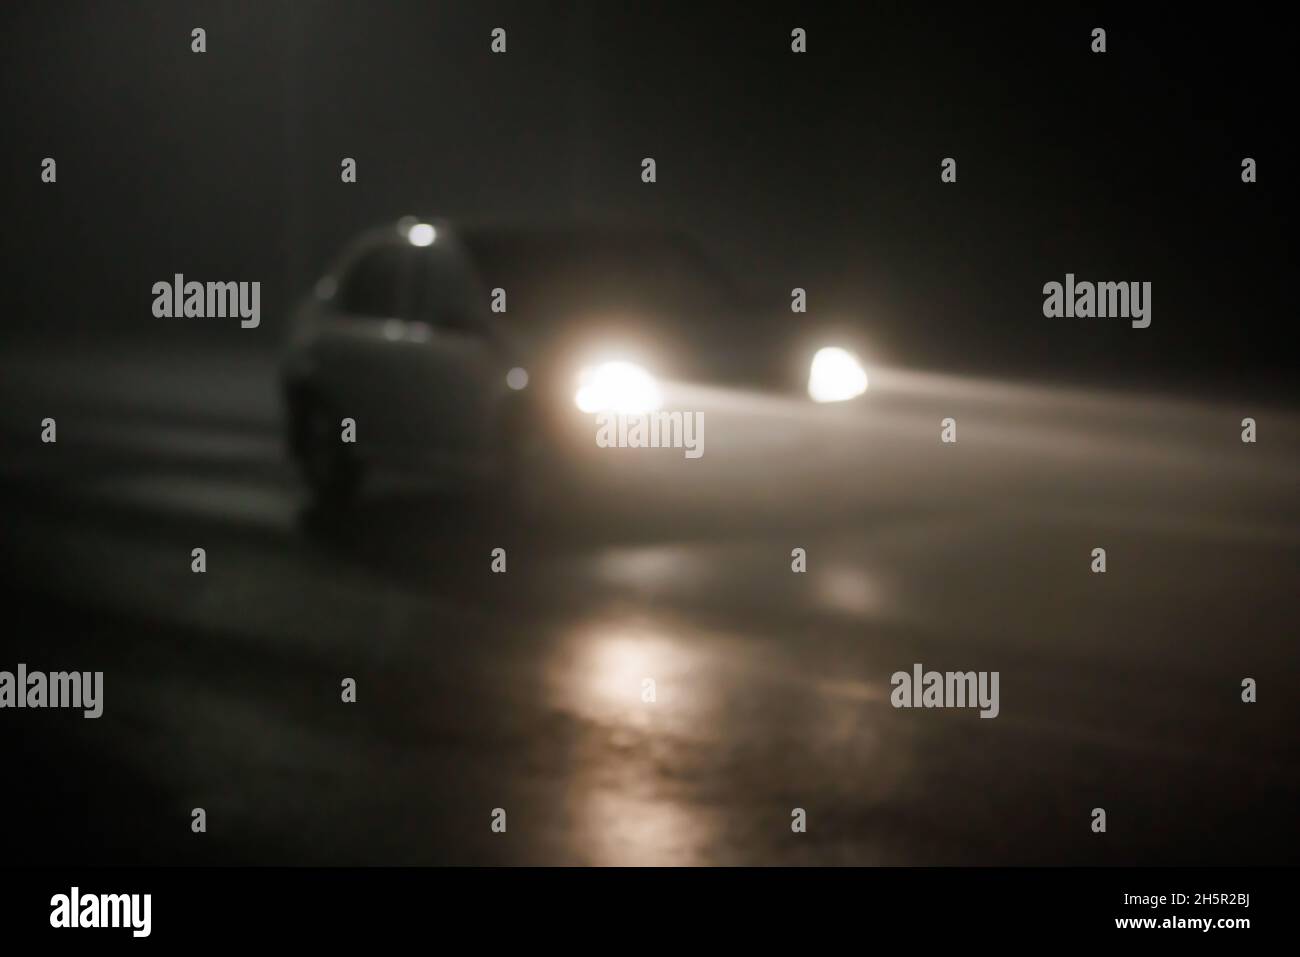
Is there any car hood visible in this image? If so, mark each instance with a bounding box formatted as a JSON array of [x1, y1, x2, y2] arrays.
[[504, 305, 804, 395]]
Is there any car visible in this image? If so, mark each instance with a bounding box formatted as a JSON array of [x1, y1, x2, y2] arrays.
[[280, 217, 869, 504]]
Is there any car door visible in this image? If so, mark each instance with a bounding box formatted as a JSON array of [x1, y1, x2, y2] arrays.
[[327, 241, 422, 452], [400, 241, 505, 463]]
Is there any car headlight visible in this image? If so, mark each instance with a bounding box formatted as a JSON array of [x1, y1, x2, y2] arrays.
[[808, 346, 868, 402], [574, 361, 663, 414]]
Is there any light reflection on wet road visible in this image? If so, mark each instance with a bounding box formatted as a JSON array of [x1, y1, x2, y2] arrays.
[[1, 351, 1297, 865]]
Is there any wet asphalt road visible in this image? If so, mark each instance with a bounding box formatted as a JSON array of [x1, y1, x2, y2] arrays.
[[1, 349, 1297, 865]]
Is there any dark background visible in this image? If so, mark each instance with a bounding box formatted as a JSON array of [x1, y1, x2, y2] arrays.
[[1, 3, 1296, 870], [2, 1, 1292, 397]]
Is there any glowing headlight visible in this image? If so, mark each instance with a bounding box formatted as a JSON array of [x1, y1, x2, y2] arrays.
[[808, 347, 868, 403], [574, 361, 663, 414], [406, 222, 436, 246]]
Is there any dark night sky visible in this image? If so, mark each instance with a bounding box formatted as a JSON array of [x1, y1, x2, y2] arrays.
[[2, 2, 1292, 397]]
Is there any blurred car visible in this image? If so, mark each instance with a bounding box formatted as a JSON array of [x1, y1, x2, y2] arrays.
[[281, 217, 868, 502]]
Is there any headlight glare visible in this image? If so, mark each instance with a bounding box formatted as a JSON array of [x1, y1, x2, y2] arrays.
[[808, 346, 868, 402], [574, 361, 663, 414]]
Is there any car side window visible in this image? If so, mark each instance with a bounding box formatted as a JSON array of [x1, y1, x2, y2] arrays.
[[339, 245, 413, 319], [413, 246, 487, 335]]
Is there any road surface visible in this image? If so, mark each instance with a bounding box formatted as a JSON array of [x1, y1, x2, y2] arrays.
[[1, 348, 1296, 864]]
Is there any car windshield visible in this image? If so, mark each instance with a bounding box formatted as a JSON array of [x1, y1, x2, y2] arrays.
[[461, 229, 749, 323]]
